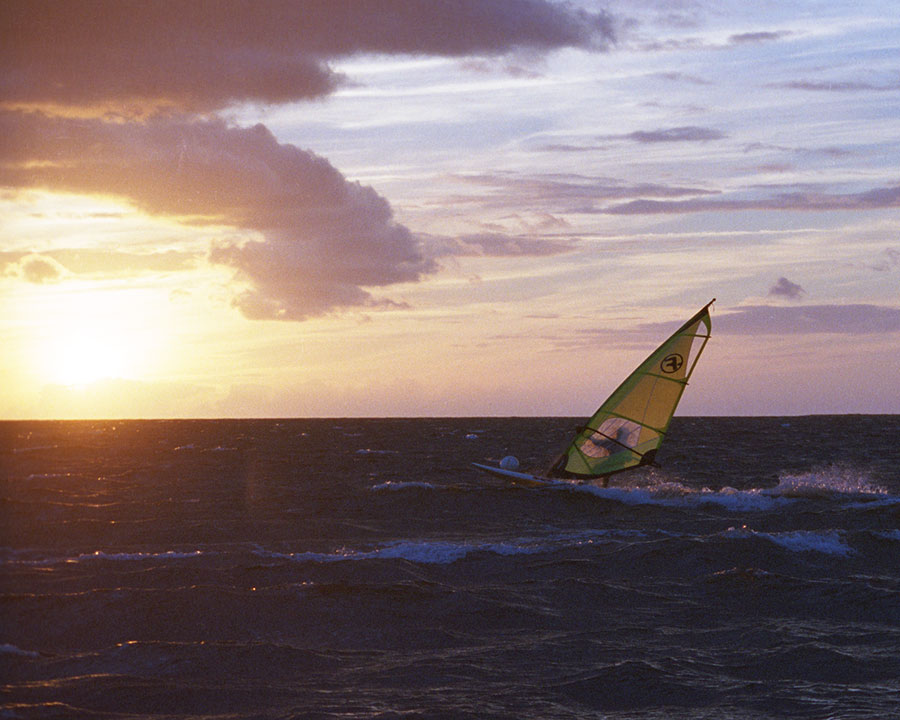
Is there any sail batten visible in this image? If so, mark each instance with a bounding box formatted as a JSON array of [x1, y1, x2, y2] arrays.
[[643, 372, 688, 384], [554, 300, 714, 479]]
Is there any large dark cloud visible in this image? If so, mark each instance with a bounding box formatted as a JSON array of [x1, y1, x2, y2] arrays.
[[1, 0, 615, 114], [1, 0, 618, 320], [1, 111, 435, 319]]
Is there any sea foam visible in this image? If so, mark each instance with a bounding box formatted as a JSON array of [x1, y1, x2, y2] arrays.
[[252, 529, 645, 566], [5, 549, 207, 566], [370, 480, 435, 491], [0, 644, 39, 658], [724, 527, 855, 556], [571, 482, 788, 512], [767, 465, 887, 499]]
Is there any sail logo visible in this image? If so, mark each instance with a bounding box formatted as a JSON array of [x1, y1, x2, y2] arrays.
[[660, 353, 684, 373]]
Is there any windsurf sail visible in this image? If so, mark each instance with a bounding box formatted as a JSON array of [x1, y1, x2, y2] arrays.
[[548, 299, 714, 479]]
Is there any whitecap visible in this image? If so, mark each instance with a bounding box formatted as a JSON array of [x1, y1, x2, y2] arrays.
[[570, 482, 788, 512], [690, 488, 790, 512], [25, 472, 76, 481], [724, 527, 855, 556], [370, 481, 434, 491], [0, 644, 39, 657], [68, 550, 204, 563], [766, 466, 887, 499], [252, 529, 647, 567], [375, 541, 473, 564], [13, 445, 58, 454]]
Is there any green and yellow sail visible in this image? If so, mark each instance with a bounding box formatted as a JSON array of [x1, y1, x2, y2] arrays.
[[551, 300, 714, 479]]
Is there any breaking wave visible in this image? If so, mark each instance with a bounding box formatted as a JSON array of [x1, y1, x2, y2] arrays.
[[252, 529, 648, 566], [370, 480, 435, 492], [723, 527, 855, 556], [767, 465, 887, 499]]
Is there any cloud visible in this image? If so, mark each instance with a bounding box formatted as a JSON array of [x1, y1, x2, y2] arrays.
[[451, 172, 717, 213], [728, 31, 792, 45], [713, 305, 900, 335], [1, 253, 67, 283], [0, 249, 196, 278], [868, 248, 900, 272], [633, 26, 795, 54], [617, 126, 726, 143], [2, 0, 615, 115], [1, 1, 620, 321], [1, 111, 435, 319], [768, 277, 806, 300], [426, 233, 576, 258], [774, 78, 900, 93], [742, 143, 855, 159], [458, 59, 544, 80], [602, 184, 900, 214], [653, 72, 712, 85]]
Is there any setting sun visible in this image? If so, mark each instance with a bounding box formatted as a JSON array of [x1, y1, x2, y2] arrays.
[[15, 281, 167, 391], [42, 326, 133, 386]]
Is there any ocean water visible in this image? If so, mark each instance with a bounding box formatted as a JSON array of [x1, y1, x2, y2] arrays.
[[2, 416, 899, 719]]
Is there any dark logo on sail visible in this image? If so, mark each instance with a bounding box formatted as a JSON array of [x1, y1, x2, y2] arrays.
[[661, 353, 684, 374]]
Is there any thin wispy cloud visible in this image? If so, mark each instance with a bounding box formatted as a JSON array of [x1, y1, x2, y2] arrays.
[[637, 305, 900, 337], [0, 249, 196, 279], [728, 31, 793, 46], [741, 143, 855, 159], [448, 173, 718, 213], [426, 233, 577, 258], [603, 184, 900, 215], [612, 126, 727, 143], [714, 305, 900, 335], [653, 72, 712, 85], [774, 78, 900, 93], [631, 27, 793, 54]]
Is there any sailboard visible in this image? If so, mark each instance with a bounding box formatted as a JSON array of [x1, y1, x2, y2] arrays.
[[474, 300, 715, 486]]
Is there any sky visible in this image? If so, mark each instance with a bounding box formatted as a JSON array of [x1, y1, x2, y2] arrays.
[[1, 0, 899, 419]]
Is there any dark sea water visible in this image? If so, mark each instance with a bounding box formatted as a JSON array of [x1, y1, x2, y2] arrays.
[[2, 416, 899, 719]]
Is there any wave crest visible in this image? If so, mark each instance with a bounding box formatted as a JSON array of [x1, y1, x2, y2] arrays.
[[768, 465, 887, 499]]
